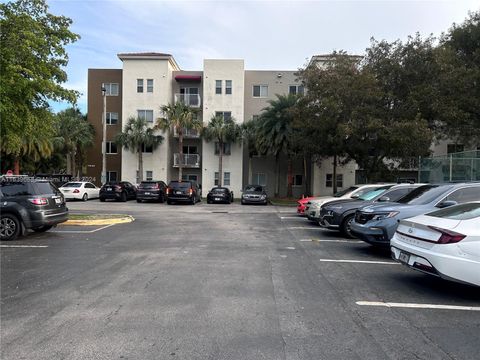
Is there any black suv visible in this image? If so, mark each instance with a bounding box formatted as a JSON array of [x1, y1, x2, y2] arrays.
[[136, 180, 167, 203], [99, 181, 137, 202], [166, 180, 201, 205], [0, 177, 68, 241]]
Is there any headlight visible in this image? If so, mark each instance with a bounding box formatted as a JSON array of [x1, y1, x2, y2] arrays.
[[260, 195, 266, 199], [372, 212, 399, 221]]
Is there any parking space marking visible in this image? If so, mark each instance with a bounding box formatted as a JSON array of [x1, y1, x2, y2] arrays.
[[320, 259, 399, 265], [51, 224, 115, 234], [280, 216, 305, 220], [300, 239, 363, 243], [1, 245, 48, 248], [356, 301, 480, 311], [285, 247, 296, 250], [287, 226, 321, 230]]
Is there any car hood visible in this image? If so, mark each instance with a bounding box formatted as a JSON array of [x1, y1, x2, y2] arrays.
[[324, 199, 372, 211], [360, 203, 435, 219]]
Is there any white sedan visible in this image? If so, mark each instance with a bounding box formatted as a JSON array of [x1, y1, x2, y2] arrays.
[[59, 182, 100, 201], [391, 202, 480, 286]]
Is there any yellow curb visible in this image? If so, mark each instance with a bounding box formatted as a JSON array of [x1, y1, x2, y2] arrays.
[[59, 216, 134, 226]]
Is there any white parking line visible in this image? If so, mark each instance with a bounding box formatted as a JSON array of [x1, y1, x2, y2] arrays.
[[356, 301, 480, 311], [52, 224, 115, 234], [319, 259, 399, 265], [0, 245, 48, 248], [300, 239, 363, 243], [280, 216, 305, 220], [287, 226, 321, 230], [285, 247, 296, 250]]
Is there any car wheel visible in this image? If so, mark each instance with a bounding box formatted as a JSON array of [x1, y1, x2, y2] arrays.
[[120, 192, 127, 202], [207, 199, 212, 204], [82, 193, 88, 201], [1, 214, 21, 241], [167, 200, 172, 205], [190, 197, 195, 205], [159, 193, 165, 203], [100, 197, 105, 202], [341, 215, 355, 238], [136, 199, 142, 203], [241, 200, 245, 205], [33, 225, 53, 233]]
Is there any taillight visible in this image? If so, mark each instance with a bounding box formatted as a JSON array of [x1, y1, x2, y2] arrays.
[[29, 198, 48, 205], [73, 189, 80, 193], [154, 184, 159, 189], [114, 185, 122, 192], [166, 187, 170, 195], [189, 188, 193, 195], [428, 226, 466, 244]]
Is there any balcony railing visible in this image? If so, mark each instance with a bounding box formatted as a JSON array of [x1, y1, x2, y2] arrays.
[[173, 153, 201, 168], [174, 93, 201, 108], [173, 127, 201, 138]]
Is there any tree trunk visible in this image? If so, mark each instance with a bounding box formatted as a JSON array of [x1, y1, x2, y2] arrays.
[[178, 127, 183, 181], [138, 145, 143, 183], [66, 153, 71, 174], [287, 157, 293, 198], [218, 140, 223, 187], [274, 154, 280, 197], [303, 156, 308, 197], [13, 157, 20, 175], [71, 151, 76, 180], [332, 154, 338, 195], [248, 156, 252, 184]]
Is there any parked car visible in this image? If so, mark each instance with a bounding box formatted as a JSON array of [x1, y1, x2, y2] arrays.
[[241, 185, 268, 205], [136, 180, 167, 203], [207, 187, 234, 204], [319, 183, 422, 237], [166, 180, 201, 205], [391, 202, 480, 287], [59, 181, 100, 201], [297, 196, 316, 216], [99, 181, 137, 202], [351, 183, 480, 247], [0, 178, 68, 241], [305, 184, 393, 222]]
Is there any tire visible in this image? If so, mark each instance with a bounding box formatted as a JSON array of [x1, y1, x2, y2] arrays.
[[241, 200, 245, 205], [341, 214, 355, 239], [120, 192, 127, 202], [82, 193, 88, 201], [190, 196, 195, 205], [136, 199, 142, 203], [159, 193, 165, 203], [100, 197, 105, 202], [207, 199, 212, 204], [1, 214, 21, 241], [33, 225, 53, 233], [167, 200, 172, 205]]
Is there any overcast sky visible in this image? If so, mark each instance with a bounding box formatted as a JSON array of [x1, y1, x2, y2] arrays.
[[47, 0, 480, 113]]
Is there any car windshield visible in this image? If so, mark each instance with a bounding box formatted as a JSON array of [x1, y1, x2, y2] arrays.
[[397, 185, 452, 205], [169, 182, 191, 189], [62, 182, 82, 188], [350, 186, 381, 198], [427, 202, 480, 220], [211, 188, 228, 193], [334, 186, 358, 197], [245, 185, 263, 192], [358, 186, 391, 201]]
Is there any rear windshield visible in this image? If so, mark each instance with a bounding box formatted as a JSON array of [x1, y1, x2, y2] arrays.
[[334, 186, 358, 197], [358, 186, 391, 201], [245, 185, 263, 192], [397, 185, 452, 205], [140, 182, 159, 188], [62, 182, 82, 188], [1, 181, 57, 196], [211, 188, 228, 193], [427, 202, 480, 220], [169, 182, 191, 189]]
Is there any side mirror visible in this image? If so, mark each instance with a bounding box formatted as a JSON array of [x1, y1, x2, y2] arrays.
[[351, 194, 359, 199], [436, 200, 457, 208], [378, 196, 390, 202]]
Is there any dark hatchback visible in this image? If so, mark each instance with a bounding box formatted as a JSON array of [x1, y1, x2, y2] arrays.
[[241, 185, 268, 205], [166, 180, 201, 205], [99, 181, 137, 202], [136, 180, 167, 203], [207, 187, 234, 204], [0, 178, 68, 241]]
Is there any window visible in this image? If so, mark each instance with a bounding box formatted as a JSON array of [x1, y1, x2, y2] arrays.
[[444, 187, 480, 203], [146, 171, 153, 181], [106, 142, 117, 154], [214, 172, 230, 186], [142, 144, 153, 153], [326, 174, 343, 188], [293, 174, 303, 187], [289, 85, 304, 95], [136, 170, 140, 184], [215, 80, 222, 94], [182, 145, 198, 154], [103, 83, 119, 96], [214, 172, 219, 186], [137, 79, 144, 93], [147, 79, 153, 93], [137, 110, 154, 123], [215, 111, 232, 122], [253, 85, 268, 97], [107, 171, 117, 182], [85, 183, 96, 189], [225, 80, 232, 95], [106, 112, 118, 125], [252, 173, 267, 186], [214, 142, 231, 155], [447, 144, 464, 154], [182, 174, 198, 182]]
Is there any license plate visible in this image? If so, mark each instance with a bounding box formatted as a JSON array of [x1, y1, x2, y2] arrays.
[[176, 191, 182, 195], [55, 198, 62, 204], [214, 197, 220, 201], [399, 251, 410, 264], [107, 187, 112, 191], [145, 192, 151, 195]]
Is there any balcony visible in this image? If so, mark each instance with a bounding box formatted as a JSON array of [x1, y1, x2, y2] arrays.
[[173, 153, 201, 168], [173, 127, 201, 138], [174, 93, 201, 108]]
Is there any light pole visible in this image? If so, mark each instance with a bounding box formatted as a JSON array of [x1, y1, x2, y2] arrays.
[[101, 86, 107, 185]]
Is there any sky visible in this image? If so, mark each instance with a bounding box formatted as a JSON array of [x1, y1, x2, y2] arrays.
[[46, 0, 480, 113]]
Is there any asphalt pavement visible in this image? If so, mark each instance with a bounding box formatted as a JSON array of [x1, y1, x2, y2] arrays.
[[1, 200, 479, 359]]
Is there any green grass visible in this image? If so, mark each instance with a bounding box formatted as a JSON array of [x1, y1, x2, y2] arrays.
[[268, 198, 298, 206], [68, 214, 129, 220]]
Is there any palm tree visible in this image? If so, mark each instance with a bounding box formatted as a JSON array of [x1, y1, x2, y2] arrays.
[[203, 114, 241, 187], [241, 119, 260, 184], [155, 102, 201, 181], [115, 116, 164, 183], [256, 94, 299, 198]]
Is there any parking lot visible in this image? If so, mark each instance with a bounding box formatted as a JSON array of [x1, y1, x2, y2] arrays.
[[1, 200, 479, 360]]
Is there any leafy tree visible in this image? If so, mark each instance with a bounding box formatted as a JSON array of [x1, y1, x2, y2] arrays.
[[203, 114, 241, 187], [241, 119, 261, 184], [156, 102, 201, 181], [0, 0, 80, 173], [115, 117, 163, 183]]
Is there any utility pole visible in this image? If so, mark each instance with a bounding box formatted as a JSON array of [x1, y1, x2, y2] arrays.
[[101, 86, 107, 184]]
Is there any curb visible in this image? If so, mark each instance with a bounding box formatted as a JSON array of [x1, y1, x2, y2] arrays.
[[59, 215, 135, 226]]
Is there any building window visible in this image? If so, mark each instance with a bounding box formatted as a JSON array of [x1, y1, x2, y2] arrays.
[[252, 173, 266, 186], [182, 145, 198, 154], [146, 171, 153, 181], [137, 110, 154, 123], [326, 174, 343, 188], [215, 111, 232, 122], [224, 172, 230, 186], [147, 79, 153, 93], [214, 142, 231, 155], [142, 143, 153, 153], [182, 174, 198, 182], [137, 79, 144, 93], [106, 112, 118, 125], [293, 174, 303, 186], [225, 80, 232, 95], [106, 142, 117, 154], [289, 85, 304, 95], [103, 83, 119, 96], [447, 144, 464, 154], [253, 85, 268, 97], [136, 170, 140, 184], [215, 80, 222, 94], [107, 171, 117, 182]]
